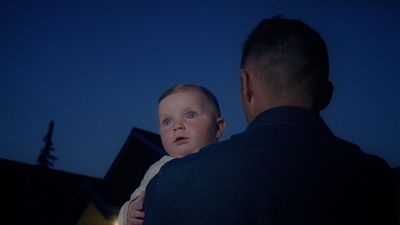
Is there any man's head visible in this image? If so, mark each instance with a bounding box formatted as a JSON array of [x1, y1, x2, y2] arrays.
[[240, 16, 333, 123], [158, 84, 225, 158]]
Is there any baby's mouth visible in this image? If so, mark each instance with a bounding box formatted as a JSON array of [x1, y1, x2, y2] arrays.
[[174, 136, 189, 145]]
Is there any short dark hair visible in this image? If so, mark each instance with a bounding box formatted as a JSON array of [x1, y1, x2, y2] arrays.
[[159, 84, 221, 117], [241, 16, 329, 97]]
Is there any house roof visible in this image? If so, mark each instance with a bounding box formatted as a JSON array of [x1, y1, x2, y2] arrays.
[[1, 127, 165, 224], [1, 158, 101, 225], [88, 127, 165, 217]]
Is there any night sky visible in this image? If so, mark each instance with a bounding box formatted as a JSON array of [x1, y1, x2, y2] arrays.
[[1, 0, 399, 178]]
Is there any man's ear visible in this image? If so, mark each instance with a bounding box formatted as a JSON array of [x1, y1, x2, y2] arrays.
[[316, 81, 333, 111], [240, 69, 254, 103], [215, 117, 225, 140]]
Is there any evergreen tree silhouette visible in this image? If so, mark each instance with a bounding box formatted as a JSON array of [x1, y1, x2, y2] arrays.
[[37, 120, 58, 168]]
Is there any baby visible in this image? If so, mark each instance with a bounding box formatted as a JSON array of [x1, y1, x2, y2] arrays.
[[118, 84, 225, 225]]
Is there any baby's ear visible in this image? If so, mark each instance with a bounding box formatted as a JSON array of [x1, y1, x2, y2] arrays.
[[215, 117, 225, 139]]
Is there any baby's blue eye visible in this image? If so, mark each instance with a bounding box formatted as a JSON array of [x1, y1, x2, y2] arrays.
[[185, 111, 198, 119], [162, 118, 172, 127]]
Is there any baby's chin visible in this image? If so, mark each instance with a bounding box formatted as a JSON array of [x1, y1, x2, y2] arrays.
[[168, 147, 201, 158]]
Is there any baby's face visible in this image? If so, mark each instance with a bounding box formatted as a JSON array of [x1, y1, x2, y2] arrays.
[[158, 89, 223, 158]]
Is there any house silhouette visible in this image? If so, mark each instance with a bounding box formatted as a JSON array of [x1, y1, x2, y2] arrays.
[[1, 128, 166, 225]]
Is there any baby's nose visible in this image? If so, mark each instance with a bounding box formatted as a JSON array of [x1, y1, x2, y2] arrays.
[[173, 121, 185, 130]]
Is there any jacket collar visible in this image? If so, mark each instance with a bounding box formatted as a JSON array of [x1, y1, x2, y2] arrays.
[[246, 106, 333, 135]]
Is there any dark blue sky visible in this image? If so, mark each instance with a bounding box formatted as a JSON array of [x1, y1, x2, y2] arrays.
[[1, 0, 399, 178]]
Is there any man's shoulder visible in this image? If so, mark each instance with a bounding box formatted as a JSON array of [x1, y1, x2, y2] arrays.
[[332, 136, 391, 169], [159, 134, 247, 172], [147, 155, 175, 171]]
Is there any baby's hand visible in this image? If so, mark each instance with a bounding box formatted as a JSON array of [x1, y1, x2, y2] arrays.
[[127, 193, 145, 225]]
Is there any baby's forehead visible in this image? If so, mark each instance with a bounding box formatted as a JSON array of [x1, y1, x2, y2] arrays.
[[162, 88, 209, 103], [159, 86, 220, 116], [159, 89, 217, 114], [159, 91, 208, 110]]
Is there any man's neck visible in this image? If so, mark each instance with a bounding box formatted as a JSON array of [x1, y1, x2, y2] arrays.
[[250, 95, 316, 123]]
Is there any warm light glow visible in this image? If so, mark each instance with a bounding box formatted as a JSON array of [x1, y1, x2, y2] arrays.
[[113, 219, 119, 225]]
